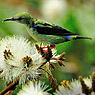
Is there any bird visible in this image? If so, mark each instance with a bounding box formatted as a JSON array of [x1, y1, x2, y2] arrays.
[[3, 12, 92, 49]]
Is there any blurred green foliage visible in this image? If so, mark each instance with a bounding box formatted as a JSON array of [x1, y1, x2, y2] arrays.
[[0, 0, 95, 92]]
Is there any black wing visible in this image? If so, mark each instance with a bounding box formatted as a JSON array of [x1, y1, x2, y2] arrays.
[[33, 23, 78, 36]]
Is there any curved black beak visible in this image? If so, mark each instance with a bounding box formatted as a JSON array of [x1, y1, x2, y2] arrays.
[[3, 17, 17, 22]]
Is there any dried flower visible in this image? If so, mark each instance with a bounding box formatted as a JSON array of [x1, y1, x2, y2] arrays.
[[48, 74, 59, 91], [16, 81, 51, 95], [51, 52, 66, 67]]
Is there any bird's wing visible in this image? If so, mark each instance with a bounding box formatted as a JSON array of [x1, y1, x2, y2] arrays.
[[32, 23, 78, 36]]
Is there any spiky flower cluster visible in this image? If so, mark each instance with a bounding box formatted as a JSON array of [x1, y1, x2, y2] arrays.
[[0, 36, 53, 85], [0, 35, 67, 95], [55, 72, 95, 95]]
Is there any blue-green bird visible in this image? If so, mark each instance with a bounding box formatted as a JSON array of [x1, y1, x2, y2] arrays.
[[3, 12, 92, 47]]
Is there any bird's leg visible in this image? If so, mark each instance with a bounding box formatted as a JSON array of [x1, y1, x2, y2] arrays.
[[50, 44, 56, 49]]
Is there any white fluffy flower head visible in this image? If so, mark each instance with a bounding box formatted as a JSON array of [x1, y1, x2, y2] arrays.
[[0, 36, 52, 84], [16, 81, 51, 95]]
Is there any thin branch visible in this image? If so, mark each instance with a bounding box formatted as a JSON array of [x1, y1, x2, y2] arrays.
[[0, 78, 19, 95]]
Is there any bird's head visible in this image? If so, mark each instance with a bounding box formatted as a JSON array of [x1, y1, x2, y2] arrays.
[[3, 12, 32, 24]]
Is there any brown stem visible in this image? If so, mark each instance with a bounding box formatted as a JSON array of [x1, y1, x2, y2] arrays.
[[37, 61, 48, 70], [0, 78, 19, 95], [57, 52, 65, 60], [51, 57, 57, 60]]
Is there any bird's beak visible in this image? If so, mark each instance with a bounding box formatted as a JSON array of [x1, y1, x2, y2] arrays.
[[3, 17, 17, 22]]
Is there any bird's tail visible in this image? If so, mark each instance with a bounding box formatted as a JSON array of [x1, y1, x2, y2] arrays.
[[75, 35, 92, 40]]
